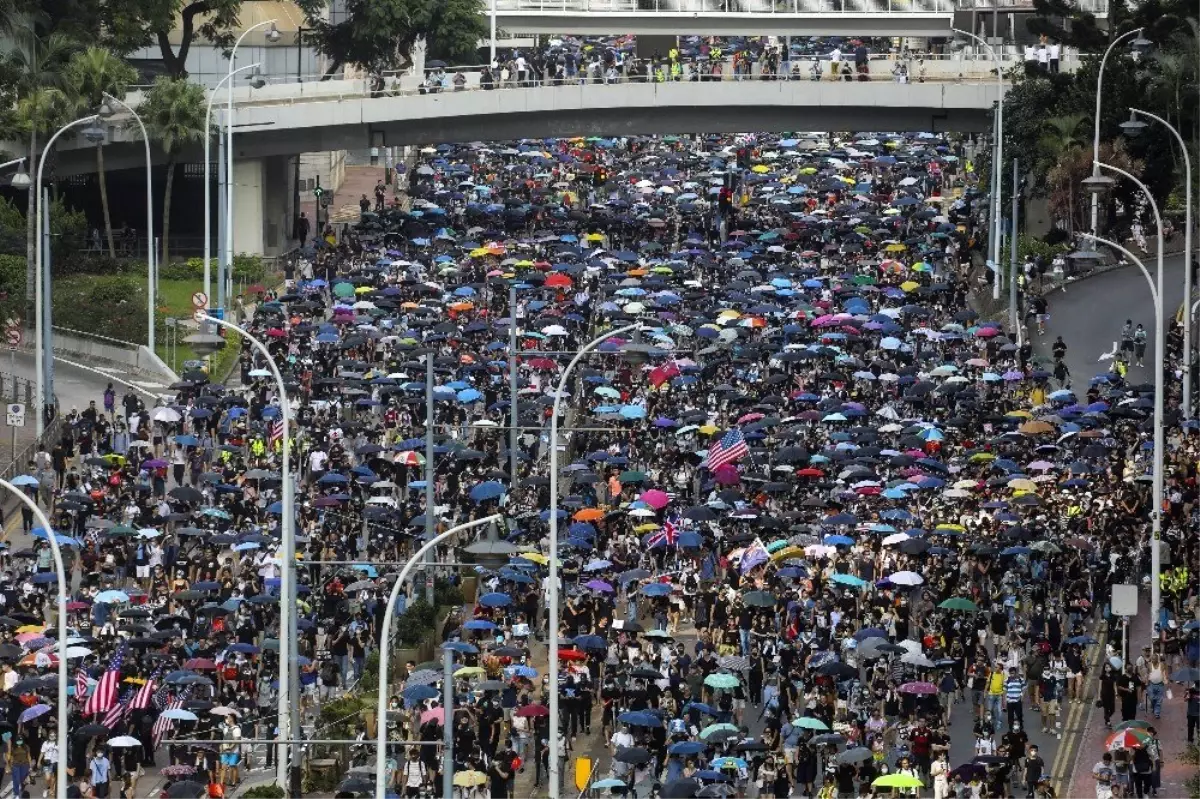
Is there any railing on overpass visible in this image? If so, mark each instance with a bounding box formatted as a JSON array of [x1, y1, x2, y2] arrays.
[[490, 0, 1106, 10]]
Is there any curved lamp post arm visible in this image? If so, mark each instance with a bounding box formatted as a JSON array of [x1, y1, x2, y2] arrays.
[[1131, 106, 1193, 416], [200, 313, 294, 787], [1096, 160, 1164, 644], [374, 513, 504, 799], [1093, 28, 1144, 164], [36, 115, 99, 437], [0, 157, 26, 171], [203, 63, 260, 308], [102, 92, 155, 355], [548, 321, 640, 797], [0, 480, 69, 798], [1082, 234, 1158, 307]]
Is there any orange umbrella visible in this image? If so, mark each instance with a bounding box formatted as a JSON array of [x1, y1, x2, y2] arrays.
[[573, 508, 603, 522]]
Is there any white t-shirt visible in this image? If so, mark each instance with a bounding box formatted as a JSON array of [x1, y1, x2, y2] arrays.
[[1038, 47, 1050, 64], [1049, 44, 1061, 60], [1024, 46, 1036, 62], [308, 450, 328, 473]]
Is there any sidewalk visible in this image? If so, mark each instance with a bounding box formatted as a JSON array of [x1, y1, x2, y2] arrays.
[[301, 164, 399, 229], [1067, 605, 1192, 798]]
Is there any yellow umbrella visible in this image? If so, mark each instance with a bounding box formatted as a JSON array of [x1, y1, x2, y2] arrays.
[[873, 774, 923, 789], [968, 452, 996, 462], [454, 771, 488, 787], [354, 286, 373, 294], [1005, 410, 1033, 419], [934, 523, 966, 534], [454, 666, 485, 678], [515, 552, 548, 565], [771, 545, 805, 562], [751, 164, 769, 174], [698, 424, 719, 436], [634, 523, 660, 533], [1008, 478, 1037, 492], [469, 248, 490, 258], [900, 281, 920, 292], [16, 625, 45, 634]]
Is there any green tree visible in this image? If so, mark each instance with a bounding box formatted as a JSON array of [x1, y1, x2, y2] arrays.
[[140, 77, 205, 266], [3, 29, 78, 317], [66, 47, 137, 257], [296, 0, 486, 78]]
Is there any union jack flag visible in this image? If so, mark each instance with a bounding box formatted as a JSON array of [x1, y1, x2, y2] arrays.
[[83, 643, 126, 716], [646, 516, 680, 548], [102, 688, 135, 729], [74, 668, 90, 704], [702, 429, 749, 471], [132, 667, 163, 710]]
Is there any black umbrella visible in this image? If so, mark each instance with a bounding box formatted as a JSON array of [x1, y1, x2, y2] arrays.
[[165, 781, 208, 798]]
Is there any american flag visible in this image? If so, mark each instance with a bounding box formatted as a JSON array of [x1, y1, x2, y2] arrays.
[[74, 668, 90, 704], [82, 643, 126, 716], [646, 516, 680, 548], [152, 686, 194, 750], [131, 667, 162, 710], [268, 419, 285, 448], [702, 429, 749, 471], [151, 679, 172, 711], [102, 687, 134, 729]]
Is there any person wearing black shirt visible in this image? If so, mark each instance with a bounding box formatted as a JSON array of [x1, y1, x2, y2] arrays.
[[1024, 744, 1045, 797]]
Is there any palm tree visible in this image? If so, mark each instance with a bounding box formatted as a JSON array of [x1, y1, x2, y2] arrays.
[[66, 48, 137, 257], [140, 77, 205, 267], [1037, 113, 1090, 233], [5, 29, 78, 317]]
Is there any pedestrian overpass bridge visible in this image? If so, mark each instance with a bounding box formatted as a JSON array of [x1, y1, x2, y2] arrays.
[[38, 67, 1032, 258], [483, 0, 1107, 35]]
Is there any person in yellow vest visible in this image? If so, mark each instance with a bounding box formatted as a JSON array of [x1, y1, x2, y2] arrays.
[[250, 436, 266, 460]]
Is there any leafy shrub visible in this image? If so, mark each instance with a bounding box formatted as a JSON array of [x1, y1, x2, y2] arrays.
[[394, 599, 436, 647], [53, 275, 147, 343], [242, 785, 286, 798], [0, 196, 89, 259], [159, 254, 265, 282]]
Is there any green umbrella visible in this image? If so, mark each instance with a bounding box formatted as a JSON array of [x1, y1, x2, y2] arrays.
[[619, 470, 647, 483], [794, 717, 829, 731], [938, 597, 978, 612], [698, 722, 740, 741], [741, 590, 776, 608], [333, 282, 356, 298], [703, 673, 741, 690], [1113, 720, 1152, 731]]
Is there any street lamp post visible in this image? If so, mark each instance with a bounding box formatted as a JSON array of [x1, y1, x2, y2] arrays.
[[35, 115, 102, 438], [374, 513, 504, 799], [547, 322, 640, 798], [1095, 161, 1165, 639], [953, 28, 1004, 301], [1122, 107, 1193, 416], [1088, 27, 1150, 237], [0, 480, 69, 798], [224, 20, 280, 315], [0, 158, 27, 172], [197, 313, 296, 789], [203, 64, 262, 316], [98, 93, 156, 358]]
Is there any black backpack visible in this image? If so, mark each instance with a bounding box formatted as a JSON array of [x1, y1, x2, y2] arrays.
[[1132, 746, 1152, 773]]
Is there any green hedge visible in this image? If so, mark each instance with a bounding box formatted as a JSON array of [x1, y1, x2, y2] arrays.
[[159, 255, 266, 283], [0, 196, 88, 259]]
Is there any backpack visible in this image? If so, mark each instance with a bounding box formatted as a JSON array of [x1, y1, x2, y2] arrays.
[[1132, 747, 1152, 773]]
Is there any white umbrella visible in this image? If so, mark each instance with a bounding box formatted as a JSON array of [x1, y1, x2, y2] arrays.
[[886, 570, 925, 586], [210, 706, 240, 717], [161, 708, 198, 722], [108, 736, 143, 748], [901, 652, 936, 668], [151, 407, 181, 423]]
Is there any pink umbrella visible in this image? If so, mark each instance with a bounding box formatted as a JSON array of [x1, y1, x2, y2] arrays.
[[639, 489, 670, 510], [898, 681, 938, 695], [712, 464, 741, 486], [420, 707, 445, 726]]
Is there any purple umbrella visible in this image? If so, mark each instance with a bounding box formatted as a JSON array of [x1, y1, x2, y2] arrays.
[[584, 579, 613, 593], [18, 703, 50, 723]]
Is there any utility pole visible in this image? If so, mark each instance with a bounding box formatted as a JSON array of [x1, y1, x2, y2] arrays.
[[1010, 158, 1020, 343]]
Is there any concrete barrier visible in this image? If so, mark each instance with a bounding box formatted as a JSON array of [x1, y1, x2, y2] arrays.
[[19, 327, 180, 387]]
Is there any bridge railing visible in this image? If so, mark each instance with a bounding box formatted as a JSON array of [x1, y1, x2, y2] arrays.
[[491, 0, 1106, 10]]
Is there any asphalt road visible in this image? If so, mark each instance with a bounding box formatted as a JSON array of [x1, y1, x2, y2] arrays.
[[1031, 254, 1187, 384]]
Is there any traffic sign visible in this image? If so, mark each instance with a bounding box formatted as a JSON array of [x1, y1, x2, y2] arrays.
[[6, 403, 25, 427], [5, 328, 20, 349], [191, 291, 208, 309], [193, 309, 208, 323]]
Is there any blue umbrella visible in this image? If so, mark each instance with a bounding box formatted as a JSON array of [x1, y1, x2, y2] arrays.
[[478, 592, 512, 608], [668, 741, 708, 756], [464, 619, 497, 631], [640, 583, 672, 597], [618, 711, 663, 728], [469, 481, 505, 502]]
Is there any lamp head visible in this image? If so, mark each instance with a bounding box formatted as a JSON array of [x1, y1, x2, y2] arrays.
[[81, 123, 107, 145], [9, 168, 30, 189], [97, 101, 116, 119], [1081, 173, 1115, 196], [249, 71, 267, 89], [1130, 33, 1153, 54], [265, 22, 281, 43], [1119, 113, 1148, 138]]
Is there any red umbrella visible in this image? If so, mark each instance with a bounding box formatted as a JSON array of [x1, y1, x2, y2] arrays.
[[514, 704, 549, 718], [544, 273, 573, 288], [184, 658, 217, 670], [557, 649, 587, 661]]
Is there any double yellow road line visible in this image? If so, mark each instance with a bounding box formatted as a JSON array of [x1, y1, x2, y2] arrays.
[[1048, 626, 1109, 795]]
